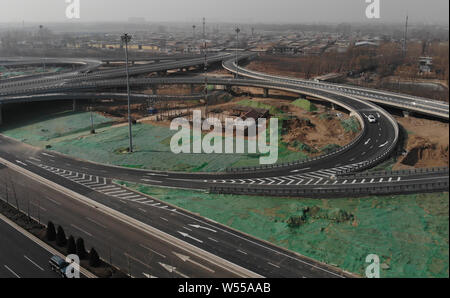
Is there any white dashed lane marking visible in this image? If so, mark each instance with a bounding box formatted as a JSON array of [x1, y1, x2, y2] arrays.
[[36, 164, 174, 212]]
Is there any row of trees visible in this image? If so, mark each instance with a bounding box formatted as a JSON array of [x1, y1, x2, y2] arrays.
[[256, 40, 449, 84], [46, 221, 100, 267]]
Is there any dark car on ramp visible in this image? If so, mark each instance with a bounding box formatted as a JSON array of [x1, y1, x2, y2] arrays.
[[49, 255, 69, 278]]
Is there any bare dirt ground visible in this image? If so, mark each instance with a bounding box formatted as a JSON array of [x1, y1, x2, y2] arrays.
[[179, 94, 357, 153], [87, 91, 357, 156], [395, 116, 449, 169], [246, 57, 449, 167], [246, 58, 309, 79]]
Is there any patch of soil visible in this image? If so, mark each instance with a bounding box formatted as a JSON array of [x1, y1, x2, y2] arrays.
[[394, 117, 449, 169], [246, 58, 308, 79], [227, 96, 358, 154]]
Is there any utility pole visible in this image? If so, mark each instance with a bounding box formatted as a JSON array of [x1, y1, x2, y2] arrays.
[[39, 25, 46, 72], [121, 33, 133, 153], [203, 18, 208, 117], [37, 200, 40, 224], [192, 25, 196, 41], [235, 27, 241, 79], [403, 15, 408, 57], [90, 105, 95, 134]]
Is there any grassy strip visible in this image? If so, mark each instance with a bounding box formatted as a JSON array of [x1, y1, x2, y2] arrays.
[[116, 181, 449, 278]]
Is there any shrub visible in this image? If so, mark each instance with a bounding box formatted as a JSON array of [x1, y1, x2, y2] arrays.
[[76, 237, 87, 259], [67, 236, 76, 254], [56, 226, 67, 247], [89, 248, 101, 267], [46, 221, 56, 241]]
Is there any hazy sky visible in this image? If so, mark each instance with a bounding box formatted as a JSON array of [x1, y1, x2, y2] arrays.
[[0, 0, 448, 24]]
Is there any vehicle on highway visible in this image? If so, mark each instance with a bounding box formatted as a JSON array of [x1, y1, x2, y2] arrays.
[[367, 115, 377, 123], [49, 255, 69, 278]]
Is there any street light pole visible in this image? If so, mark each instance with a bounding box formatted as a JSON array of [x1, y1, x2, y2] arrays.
[[121, 33, 133, 153], [39, 25, 46, 72], [235, 27, 240, 79], [203, 17, 208, 117], [90, 104, 95, 134]]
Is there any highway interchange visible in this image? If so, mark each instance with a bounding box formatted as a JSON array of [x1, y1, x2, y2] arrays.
[[0, 53, 448, 278]]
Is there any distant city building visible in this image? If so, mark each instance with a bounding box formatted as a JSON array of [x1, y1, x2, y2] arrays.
[[271, 45, 301, 55]]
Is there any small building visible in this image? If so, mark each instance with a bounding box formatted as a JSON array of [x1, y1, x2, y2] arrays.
[[354, 41, 379, 48], [271, 45, 300, 55], [418, 57, 433, 73]]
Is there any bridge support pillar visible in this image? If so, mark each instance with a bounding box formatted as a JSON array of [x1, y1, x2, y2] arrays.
[[225, 85, 232, 93], [402, 111, 411, 118], [72, 99, 77, 112], [152, 85, 158, 95], [331, 103, 336, 110], [263, 88, 269, 98], [131, 61, 135, 66]]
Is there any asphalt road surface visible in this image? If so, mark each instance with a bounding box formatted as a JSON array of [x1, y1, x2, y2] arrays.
[[0, 216, 57, 278], [0, 146, 352, 278]]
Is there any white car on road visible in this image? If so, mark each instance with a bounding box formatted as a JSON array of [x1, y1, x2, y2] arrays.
[[367, 115, 377, 123]]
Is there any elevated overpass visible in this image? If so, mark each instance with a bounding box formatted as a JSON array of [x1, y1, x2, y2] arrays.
[[223, 56, 449, 120]]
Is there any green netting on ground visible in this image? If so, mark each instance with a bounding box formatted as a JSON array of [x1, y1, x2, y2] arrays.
[[341, 116, 361, 133], [1, 112, 310, 172], [0, 111, 114, 147], [291, 98, 318, 112], [49, 123, 311, 172], [118, 182, 450, 278], [0, 66, 65, 78]]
